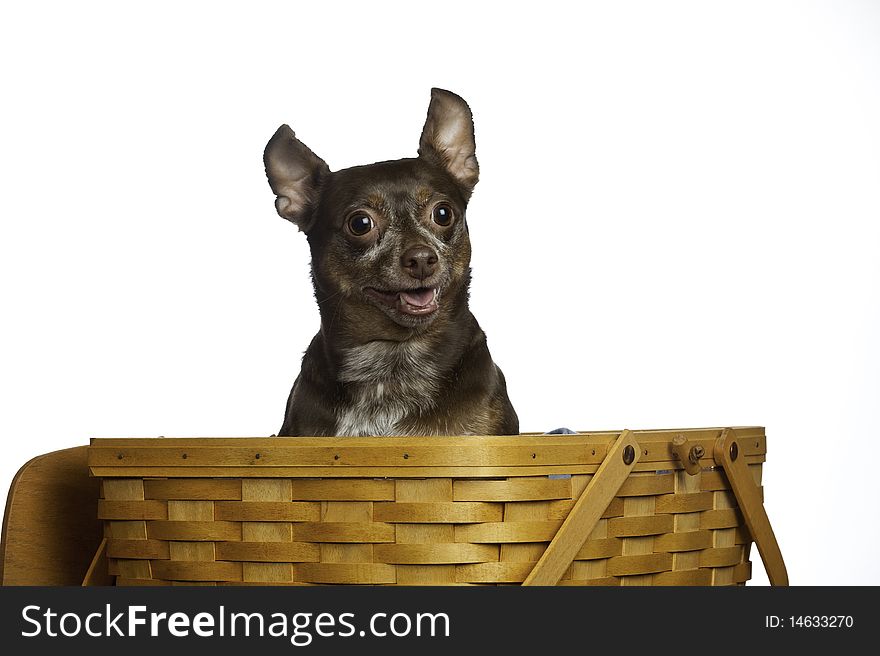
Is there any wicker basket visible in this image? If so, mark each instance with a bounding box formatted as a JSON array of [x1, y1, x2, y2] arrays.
[[87, 427, 787, 586]]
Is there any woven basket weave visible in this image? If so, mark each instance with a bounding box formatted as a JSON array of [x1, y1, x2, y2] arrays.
[[88, 427, 782, 586]]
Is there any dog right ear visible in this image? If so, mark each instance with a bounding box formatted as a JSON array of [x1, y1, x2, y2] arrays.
[[264, 125, 330, 232], [418, 88, 479, 196]]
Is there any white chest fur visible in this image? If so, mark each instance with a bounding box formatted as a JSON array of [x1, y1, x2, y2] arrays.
[[334, 339, 440, 436]]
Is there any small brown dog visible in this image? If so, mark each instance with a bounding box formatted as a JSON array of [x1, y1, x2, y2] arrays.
[[264, 88, 518, 437]]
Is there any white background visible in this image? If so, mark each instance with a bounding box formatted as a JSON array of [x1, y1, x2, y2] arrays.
[[1, 1, 878, 586]]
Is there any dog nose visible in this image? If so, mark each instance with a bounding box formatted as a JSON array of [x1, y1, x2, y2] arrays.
[[400, 246, 438, 280]]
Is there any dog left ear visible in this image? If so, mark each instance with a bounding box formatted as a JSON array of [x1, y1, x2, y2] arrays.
[[264, 124, 330, 232], [418, 88, 479, 195]]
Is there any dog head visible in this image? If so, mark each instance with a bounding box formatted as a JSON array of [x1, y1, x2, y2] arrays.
[[264, 88, 479, 338]]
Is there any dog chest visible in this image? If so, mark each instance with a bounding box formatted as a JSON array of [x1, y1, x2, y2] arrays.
[[334, 339, 440, 436]]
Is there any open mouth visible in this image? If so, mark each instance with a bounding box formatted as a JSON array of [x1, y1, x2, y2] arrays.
[[364, 286, 439, 317]]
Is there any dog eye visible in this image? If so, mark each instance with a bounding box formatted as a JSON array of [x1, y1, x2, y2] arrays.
[[347, 213, 374, 236], [432, 203, 454, 226]]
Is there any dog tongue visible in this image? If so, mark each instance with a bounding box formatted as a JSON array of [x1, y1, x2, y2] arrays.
[[400, 289, 434, 307]]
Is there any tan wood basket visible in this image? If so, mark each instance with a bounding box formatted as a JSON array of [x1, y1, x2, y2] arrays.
[[87, 427, 787, 586]]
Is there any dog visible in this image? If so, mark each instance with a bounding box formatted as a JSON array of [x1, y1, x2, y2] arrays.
[[263, 88, 518, 437]]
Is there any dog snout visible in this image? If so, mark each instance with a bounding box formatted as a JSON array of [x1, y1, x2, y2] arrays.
[[400, 245, 438, 281]]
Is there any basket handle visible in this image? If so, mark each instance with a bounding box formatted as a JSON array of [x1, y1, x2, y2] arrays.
[[523, 429, 641, 586], [81, 537, 112, 586], [714, 428, 789, 586]]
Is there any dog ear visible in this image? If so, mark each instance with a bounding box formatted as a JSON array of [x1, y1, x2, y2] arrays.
[[264, 125, 330, 232], [418, 88, 479, 194]]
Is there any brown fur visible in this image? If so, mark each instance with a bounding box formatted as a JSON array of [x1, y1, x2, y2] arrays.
[[264, 89, 518, 437]]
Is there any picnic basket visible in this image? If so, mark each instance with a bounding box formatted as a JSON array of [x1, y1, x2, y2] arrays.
[[87, 426, 787, 586]]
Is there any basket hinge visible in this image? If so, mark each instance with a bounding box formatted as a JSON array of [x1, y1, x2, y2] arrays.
[[715, 428, 789, 586], [523, 429, 640, 586], [671, 434, 705, 475]]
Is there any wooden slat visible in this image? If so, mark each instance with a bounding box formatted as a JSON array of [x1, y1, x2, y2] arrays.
[[294, 563, 396, 584], [607, 514, 674, 538], [700, 546, 745, 568], [700, 508, 742, 530], [150, 560, 242, 582], [734, 527, 752, 545], [114, 577, 170, 586], [653, 568, 713, 586], [289, 479, 395, 501], [453, 478, 572, 502], [455, 521, 562, 544], [171, 582, 217, 587], [573, 537, 623, 560], [616, 474, 674, 497], [214, 502, 320, 522], [557, 576, 620, 586], [215, 542, 320, 563], [90, 443, 607, 468], [93, 465, 607, 478], [289, 522, 395, 543], [98, 500, 167, 520], [653, 530, 713, 553], [91, 456, 763, 479], [654, 491, 715, 514], [606, 553, 673, 576], [107, 539, 170, 560], [732, 560, 753, 584], [373, 502, 502, 524], [102, 479, 145, 501], [373, 543, 498, 564], [546, 499, 575, 519], [698, 470, 730, 491], [104, 520, 147, 540], [147, 521, 241, 541], [143, 479, 242, 500], [455, 562, 534, 583], [600, 498, 625, 518]]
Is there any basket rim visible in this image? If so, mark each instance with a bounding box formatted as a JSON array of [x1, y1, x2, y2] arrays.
[[88, 426, 766, 478]]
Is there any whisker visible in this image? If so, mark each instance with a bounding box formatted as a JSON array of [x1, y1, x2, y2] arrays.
[[315, 290, 343, 306], [326, 294, 343, 336]]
